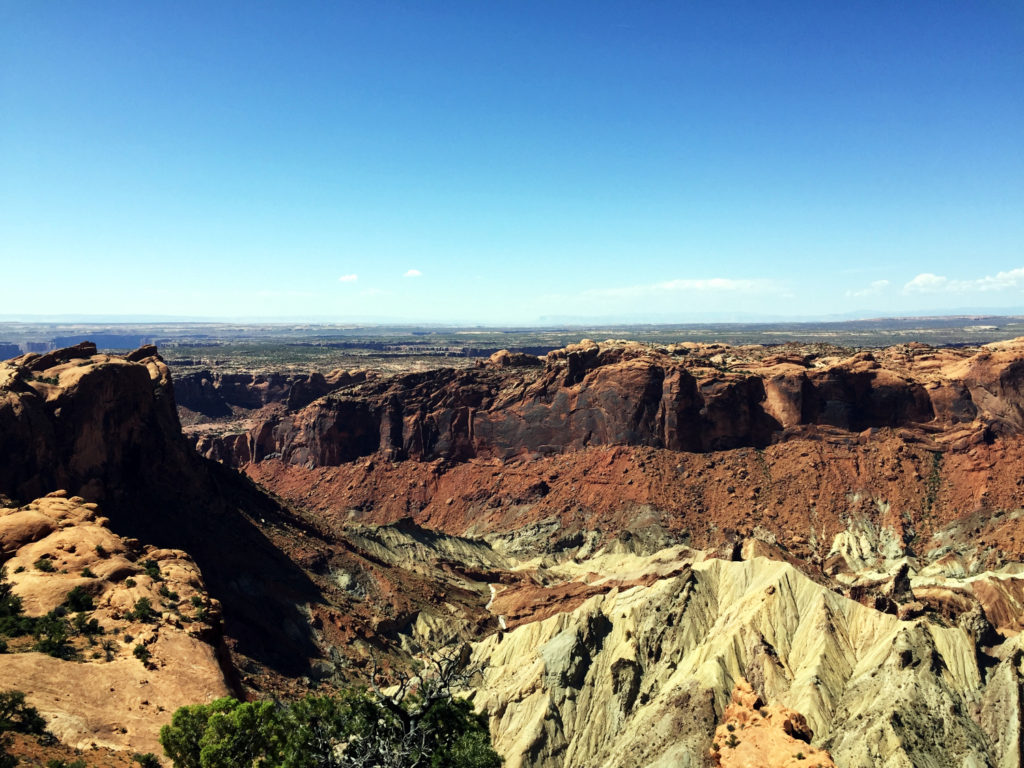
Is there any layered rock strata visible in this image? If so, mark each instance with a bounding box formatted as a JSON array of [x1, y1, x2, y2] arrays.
[[195, 339, 1024, 467], [472, 551, 1024, 768]]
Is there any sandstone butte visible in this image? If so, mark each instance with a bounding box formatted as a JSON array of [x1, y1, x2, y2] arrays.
[[4, 339, 1024, 766]]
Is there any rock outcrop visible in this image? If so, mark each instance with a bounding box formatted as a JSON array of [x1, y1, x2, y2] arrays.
[[0, 342, 182, 505], [710, 679, 836, 768], [0, 342, 321, 676], [0, 493, 231, 755]]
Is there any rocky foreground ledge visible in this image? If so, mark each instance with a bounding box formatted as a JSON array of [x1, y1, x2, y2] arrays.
[[0, 492, 230, 755]]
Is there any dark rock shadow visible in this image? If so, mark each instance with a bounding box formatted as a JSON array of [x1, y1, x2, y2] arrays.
[[100, 455, 323, 677]]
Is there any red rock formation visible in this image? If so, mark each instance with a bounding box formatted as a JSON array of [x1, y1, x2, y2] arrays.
[[242, 434, 1024, 570], [194, 339, 1024, 470]]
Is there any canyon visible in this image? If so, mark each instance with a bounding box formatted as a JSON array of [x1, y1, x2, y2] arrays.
[[4, 338, 1024, 766]]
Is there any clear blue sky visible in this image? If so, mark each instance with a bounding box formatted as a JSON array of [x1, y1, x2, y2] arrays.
[[2, 1, 1022, 323]]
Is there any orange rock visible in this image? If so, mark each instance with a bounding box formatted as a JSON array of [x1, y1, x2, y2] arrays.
[[710, 679, 836, 768]]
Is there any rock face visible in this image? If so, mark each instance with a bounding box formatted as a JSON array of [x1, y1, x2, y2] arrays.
[[710, 679, 836, 768], [0, 493, 231, 755], [0, 342, 182, 505], [194, 339, 1024, 468], [0, 342, 321, 676], [174, 368, 369, 421], [472, 552, 1019, 768]]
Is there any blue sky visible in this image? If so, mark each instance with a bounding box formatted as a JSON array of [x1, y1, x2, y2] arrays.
[[1, 1, 1022, 323]]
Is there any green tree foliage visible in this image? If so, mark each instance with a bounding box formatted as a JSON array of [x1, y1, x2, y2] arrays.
[[160, 646, 501, 768], [133, 644, 152, 665], [0, 568, 34, 637], [161, 692, 500, 768], [0, 690, 47, 768], [142, 560, 163, 581], [33, 612, 75, 660], [63, 586, 94, 612], [197, 700, 283, 768], [128, 597, 157, 623], [161, 698, 240, 768], [0, 691, 46, 735]]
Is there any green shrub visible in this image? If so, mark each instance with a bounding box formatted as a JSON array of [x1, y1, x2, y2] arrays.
[[94, 544, 109, 559], [34, 557, 56, 573], [142, 560, 162, 581], [128, 597, 157, 623], [80, 567, 96, 578], [133, 753, 162, 768], [159, 584, 180, 602], [33, 612, 75, 660], [133, 644, 152, 665], [0, 690, 46, 768], [0, 569, 35, 637], [160, 697, 240, 768], [72, 612, 103, 637], [0, 690, 46, 735], [160, 689, 502, 768], [125, 577, 137, 588], [63, 586, 94, 613]]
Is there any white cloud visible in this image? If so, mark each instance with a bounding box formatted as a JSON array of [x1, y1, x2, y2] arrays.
[[845, 279, 890, 298], [338, 274, 358, 283], [403, 269, 423, 278], [583, 277, 774, 299], [903, 273, 950, 293], [903, 267, 1024, 294]]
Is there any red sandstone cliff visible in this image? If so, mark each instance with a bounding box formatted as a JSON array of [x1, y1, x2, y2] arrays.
[[194, 339, 1024, 470]]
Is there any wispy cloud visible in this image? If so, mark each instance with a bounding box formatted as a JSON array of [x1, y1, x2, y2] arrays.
[[903, 267, 1024, 294], [846, 279, 889, 298], [338, 274, 358, 283], [403, 269, 422, 278], [583, 277, 774, 299]]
